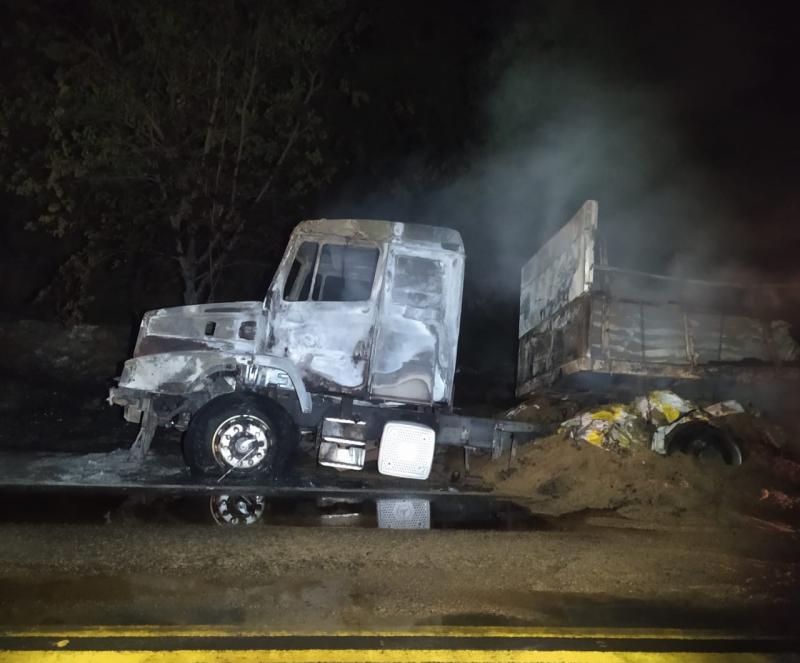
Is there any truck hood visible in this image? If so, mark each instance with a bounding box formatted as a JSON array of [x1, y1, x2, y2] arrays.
[[133, 301, 264, 357]]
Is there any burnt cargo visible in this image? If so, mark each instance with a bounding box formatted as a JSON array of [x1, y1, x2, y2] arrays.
[[517, 200, 800, 397]]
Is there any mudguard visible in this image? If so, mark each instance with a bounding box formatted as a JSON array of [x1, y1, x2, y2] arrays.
[[113, 350, 312, 413]]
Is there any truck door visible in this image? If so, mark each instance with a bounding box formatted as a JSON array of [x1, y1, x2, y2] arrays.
[[265, 238, 382, 397], [369, 248, 462, 405]]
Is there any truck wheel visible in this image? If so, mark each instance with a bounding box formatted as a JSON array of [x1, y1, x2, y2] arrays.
[[183, 393, 296, 479], [665, 420, 742, 466]]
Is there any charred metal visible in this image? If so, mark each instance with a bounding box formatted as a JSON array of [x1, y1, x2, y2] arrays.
[[109, 218, 537, 477], [517, 201, 800, 397]]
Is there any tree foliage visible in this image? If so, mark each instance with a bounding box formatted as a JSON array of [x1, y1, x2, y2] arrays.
[[1, 0, 352, 316]]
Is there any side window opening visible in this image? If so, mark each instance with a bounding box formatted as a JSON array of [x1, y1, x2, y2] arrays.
[[312, 244, 379, 302], [391, 255, 444, 309], [283, 241, 319, 301]]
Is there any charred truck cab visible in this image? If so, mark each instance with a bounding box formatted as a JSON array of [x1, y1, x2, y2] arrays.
[[110, 219, 536, 481]]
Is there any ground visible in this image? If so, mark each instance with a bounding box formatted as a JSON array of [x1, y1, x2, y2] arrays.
[[1, 503, 798, 632], [0, 378, 798, 634]]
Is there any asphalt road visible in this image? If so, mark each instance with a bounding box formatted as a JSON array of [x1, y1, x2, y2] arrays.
[[0, 394, 798, 660], [0, 489, 797, 633]]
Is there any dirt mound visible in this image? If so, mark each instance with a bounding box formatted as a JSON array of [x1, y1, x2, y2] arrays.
[[502, 395, 581, 426], [471, 429, 800, 526]]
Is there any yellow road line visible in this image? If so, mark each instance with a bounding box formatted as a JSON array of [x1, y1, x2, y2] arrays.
[[3, 626, 796, 663], [0, 651, 786, 663]]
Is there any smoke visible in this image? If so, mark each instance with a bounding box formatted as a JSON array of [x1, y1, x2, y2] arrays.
[[321, 54, 740, 381], [429, 64, 745, 296], [317, 2, 799, 398], [326, 64, 742, 303]]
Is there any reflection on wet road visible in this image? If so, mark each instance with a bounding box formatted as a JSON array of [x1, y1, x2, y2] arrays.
[[0, 488, 550, 530], [1, 485, 798, 661]]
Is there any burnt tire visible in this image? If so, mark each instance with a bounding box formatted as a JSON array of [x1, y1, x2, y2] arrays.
[[665, 420, 742, 466], [182, 392, 297, 479]]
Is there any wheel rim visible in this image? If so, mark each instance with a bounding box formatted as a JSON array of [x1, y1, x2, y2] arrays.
[[211, 414, 272, 471], [210, 494, 266, 526]]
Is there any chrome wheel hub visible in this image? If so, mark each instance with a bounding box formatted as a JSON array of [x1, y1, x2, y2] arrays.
[[212, 414, 271, 470], [210, 494, 266, 526]]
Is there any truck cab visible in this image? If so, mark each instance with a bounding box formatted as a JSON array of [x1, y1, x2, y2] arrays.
[[110, 218, 534, 482], [263, 219, 464, 406]]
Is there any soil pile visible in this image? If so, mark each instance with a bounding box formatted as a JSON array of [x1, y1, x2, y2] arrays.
[[472, 415, 800, 528]]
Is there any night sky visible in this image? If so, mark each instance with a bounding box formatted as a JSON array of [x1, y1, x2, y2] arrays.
[[320, 0, 800, 287], [1, 0, 798, 378]]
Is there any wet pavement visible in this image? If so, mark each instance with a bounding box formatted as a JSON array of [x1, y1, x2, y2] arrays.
[[0, 446, 488, 495], [1, 481, 798, 638], [0, 418, 798, 640], [0, 487, 550, 530]]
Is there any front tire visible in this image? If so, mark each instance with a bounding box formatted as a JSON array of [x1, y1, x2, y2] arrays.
[[183, 393, 297, 479]]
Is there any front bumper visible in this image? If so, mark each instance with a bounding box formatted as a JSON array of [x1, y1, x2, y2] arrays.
[[108, 385, 150, 423]]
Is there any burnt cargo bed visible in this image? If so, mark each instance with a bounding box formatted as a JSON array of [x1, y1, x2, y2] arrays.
[[516, 200, 800, 402], [0, 447, 493, 498]]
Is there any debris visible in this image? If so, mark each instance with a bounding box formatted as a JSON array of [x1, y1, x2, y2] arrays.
[[558, 390, 744, 465], [634, 390, 697, 426], [704, 400, 746, 418], [645, 393, 745, 465], [559, 404, 648, 453], [651, 411, 708, 455], [760, 488, 800, 510], [505, 401, 537, 419], [502, 395, 580, 426]]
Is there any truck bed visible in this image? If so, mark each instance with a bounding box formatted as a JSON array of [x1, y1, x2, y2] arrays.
[[517, 201, 800, 400]]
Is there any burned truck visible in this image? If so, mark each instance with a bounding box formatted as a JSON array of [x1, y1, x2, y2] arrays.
[[110, 219, 535, 481], [517, 200, 800, 402]]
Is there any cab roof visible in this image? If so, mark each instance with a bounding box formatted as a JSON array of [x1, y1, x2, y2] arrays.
[[294, 218, 464, 254]]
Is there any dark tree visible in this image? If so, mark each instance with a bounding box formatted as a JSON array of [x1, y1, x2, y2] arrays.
[[1, 0, 354, 317]]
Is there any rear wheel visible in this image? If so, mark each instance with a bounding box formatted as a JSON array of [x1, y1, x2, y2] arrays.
[[665, 420, 742, 466], [183, 393, 297, 479]]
